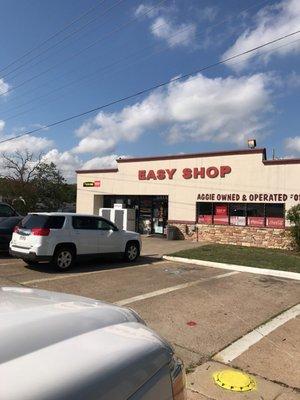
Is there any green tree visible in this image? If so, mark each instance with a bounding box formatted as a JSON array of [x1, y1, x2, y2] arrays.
[[286, 204, 300, 251], [0, 151, 76, 213]]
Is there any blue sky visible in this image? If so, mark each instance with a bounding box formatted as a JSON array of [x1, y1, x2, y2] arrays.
[[0, 0, 299, 180]]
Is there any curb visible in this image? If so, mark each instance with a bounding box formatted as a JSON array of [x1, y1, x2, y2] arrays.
[[162, 256, 300, 281]]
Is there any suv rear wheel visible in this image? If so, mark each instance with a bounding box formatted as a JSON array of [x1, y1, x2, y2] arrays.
[[124, 241, 139, 262], [52, 246, 75, 271]]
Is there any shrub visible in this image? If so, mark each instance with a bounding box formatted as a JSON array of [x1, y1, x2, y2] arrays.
[[286, 204, 300, 251]]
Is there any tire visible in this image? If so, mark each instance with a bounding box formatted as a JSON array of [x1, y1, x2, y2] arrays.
[[52, 246, 75, 271], [124, 241, 140, 262]]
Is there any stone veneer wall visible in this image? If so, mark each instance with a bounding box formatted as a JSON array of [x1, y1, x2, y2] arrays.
[[172, 223, 294, 250]]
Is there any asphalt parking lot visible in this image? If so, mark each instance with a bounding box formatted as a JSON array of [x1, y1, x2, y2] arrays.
[[1, 236, 299, 399]]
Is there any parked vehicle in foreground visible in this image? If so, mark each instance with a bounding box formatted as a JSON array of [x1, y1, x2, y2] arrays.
[[9, 213, 141, 270], [0, 287, 186, 400], [0, 216, 23, 252]]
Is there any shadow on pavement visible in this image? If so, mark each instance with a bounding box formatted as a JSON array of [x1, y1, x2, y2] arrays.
[[23, 255, 163, 275]]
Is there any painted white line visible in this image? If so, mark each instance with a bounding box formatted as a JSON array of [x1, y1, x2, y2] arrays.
[[163, 256, 300, 281], [21, 261, 164, 285], [115, 271, 239, 306], [213, 303, 300, 364]]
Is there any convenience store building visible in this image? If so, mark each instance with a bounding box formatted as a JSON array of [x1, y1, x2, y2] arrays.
[[76, 148, 300, 249]]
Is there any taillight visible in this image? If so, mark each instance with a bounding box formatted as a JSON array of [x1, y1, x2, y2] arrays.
[[13, 226, 19, 233], [31, 228, 50, 236], [170, 356, 186, 400]]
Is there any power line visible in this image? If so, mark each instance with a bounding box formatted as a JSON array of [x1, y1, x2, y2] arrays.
[[5, 33, 300, 123], [0, 0, 167, 97], [0, 0, 105, 75], [1, 29, 299, 145], [4, 0, 270, 83], [0, 0, 123, 81], [1, 0, 272, 117]]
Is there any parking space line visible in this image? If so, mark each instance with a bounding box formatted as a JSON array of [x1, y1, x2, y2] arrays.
[[115, 271, 239, 306], [21, 261, 164, 285], [213, 303, 300, 364]]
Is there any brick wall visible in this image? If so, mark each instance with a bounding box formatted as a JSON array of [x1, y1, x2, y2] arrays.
[[171, 223, 294, 250]]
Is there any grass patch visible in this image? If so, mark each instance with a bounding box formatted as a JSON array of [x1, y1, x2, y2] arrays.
[[169, 244, 300, 273]]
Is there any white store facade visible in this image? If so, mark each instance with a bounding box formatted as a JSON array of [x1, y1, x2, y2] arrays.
[[76, 148, 300, 249]]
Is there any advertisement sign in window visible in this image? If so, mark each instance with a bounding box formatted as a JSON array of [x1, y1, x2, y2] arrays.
[[230, 216, 246, 226], [215, 204, 228, 215], [214, 204, 228, 225], [198, 215, 213, 224], [247, 217, 265, 227], [266, 217, 285, 228]]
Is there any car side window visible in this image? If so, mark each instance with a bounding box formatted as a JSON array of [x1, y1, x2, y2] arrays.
[[0, 204, 16, 217], [96, 218, 115, 231], [72, 216, 97, 230]]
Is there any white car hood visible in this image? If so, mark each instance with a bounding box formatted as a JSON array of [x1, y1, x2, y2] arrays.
[[0, 287, 173, 400]]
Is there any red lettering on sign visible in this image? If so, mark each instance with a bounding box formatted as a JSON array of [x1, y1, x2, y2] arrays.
[[182, 168, 192, 179], [146, 170, 157, 180], [206, 167, 219, 178], [193, 167, 205, 179], [165, 168, 177, 179], [220, 165, 231, 178], [157, 169, 166, 180], [138, 170, 146, 180], [94, 181, 101, 187]]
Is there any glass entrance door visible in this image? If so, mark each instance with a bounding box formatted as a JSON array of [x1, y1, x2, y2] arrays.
[[152, 197, 168, 235]]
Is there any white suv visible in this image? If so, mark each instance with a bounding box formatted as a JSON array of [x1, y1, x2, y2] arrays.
[[10, 213, 141, 270]]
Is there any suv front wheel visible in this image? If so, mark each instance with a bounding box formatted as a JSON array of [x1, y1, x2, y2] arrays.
[[124, 241, 139, 262], [52, 246, 75, 271]]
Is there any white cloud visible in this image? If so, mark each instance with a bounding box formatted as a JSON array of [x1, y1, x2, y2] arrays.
[[82, 154, 120, 170], [0, 78, 9, 96], [151, 16, 196, 48], [0, 134, 52, 153], [135, 3, 196, 48], [72, 137, 116, 154], [285, 136, 300, 153], [42, 149, 81, 181], [222, 0, 300, 70], [0, 120, 5, 132], [135, 3, 161, 18], [42, 149, 123, 181], [74, 72, 272, 150]]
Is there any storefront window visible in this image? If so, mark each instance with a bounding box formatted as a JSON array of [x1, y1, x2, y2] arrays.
[[196, 202, 285, 229], [229, 203, 246, 226], [247, 203, 265, 227], [197, 202, 213, 224], [213, 203, 229, 225], [265, 204, 285, 228]]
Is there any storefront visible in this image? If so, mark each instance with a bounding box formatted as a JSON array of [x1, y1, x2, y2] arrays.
[[76, 148, 300, 249]]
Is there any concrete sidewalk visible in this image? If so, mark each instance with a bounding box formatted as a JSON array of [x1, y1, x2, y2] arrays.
[[141, 235, 204, 257], [187, 361, 300, 399], [186, 310, 300, 399]]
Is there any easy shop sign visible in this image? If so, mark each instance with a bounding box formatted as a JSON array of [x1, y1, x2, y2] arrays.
[[138, 166, 232, 180]]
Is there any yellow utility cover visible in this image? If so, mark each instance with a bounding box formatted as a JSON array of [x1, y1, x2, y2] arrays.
[[213, 369, 256, 392]]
